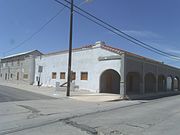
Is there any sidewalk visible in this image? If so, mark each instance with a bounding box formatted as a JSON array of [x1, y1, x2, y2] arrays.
[[0, 81, 123, 102]]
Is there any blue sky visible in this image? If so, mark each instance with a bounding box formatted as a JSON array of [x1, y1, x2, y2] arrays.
[[0, 0, 180, 67]]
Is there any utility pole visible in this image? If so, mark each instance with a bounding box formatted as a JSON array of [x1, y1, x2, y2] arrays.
[[67, 0, 74, 96]]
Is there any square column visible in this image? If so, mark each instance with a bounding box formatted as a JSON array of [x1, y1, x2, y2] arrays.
[[140, 62, 145, 94], [155, 65, 158, 93], [120, 53, 126, 98]]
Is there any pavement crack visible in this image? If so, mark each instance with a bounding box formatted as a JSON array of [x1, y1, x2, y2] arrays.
[[18, 105, 40, 119], [125, 123, 145, 129], [108, 130, 125, 135], [63, 119, 98, 135]]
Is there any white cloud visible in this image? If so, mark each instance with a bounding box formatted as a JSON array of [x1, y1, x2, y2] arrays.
[[167, 49, 180, 55], [122, 30, 162, 39]]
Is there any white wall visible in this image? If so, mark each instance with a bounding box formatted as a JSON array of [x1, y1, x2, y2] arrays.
[[167, 77, 172, 90], [34, 46, 121, 92]]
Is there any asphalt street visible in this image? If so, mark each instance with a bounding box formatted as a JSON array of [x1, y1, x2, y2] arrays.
[[0, 85, 55, 102], [5, 94, 180, 135]]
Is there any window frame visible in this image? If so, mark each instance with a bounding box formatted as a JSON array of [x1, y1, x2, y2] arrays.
[[71, 72, 76, 80], [81, 72, 88, 80], [52, 72, 57, 79], [23, 74, 28, 79], [60, 72, 66, 79]]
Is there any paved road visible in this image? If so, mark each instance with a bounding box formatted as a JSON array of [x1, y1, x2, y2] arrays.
[[6, 95, 180, 135], [0, 85, 55, 102]]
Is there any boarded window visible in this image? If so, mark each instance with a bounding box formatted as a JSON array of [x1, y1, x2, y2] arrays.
[[23, 74, 28, 79], [71, 72, 76, 80], [52, 72, 57, 79], [60, 72, 66, 79], [81, 72, 88, 80]]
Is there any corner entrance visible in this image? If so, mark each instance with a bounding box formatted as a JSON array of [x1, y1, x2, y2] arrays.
[[100, 69, 120, 94]]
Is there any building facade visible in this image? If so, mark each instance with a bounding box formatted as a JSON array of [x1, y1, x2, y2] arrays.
[[34, 41, 180, 97], [0, 50, 42, 85]]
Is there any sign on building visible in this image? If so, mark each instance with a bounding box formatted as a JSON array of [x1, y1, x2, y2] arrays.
[[38, 66, 43, 73]]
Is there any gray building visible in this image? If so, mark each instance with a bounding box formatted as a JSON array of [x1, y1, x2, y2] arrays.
[[0, 50, 42, 85]]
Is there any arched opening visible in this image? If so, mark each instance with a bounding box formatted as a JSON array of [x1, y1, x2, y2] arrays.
[[100, 69, 120, 94], [173, 77, 179, 91], [145, 73, 156, 93], [167, 76, 173, 91], [126, 72, 141, 95], [158, 75, 166, 92]]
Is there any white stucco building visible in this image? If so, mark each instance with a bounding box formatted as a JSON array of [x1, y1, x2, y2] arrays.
[[34, 41, 180, 97], [34, 41, 122, 93]]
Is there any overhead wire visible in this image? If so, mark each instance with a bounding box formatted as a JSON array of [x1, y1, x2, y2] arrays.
[[54, 0, 180, 60], [3, 6, 66, 56], [3, 0, 91, 56]]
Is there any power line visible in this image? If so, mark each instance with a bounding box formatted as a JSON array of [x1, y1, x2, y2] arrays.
[[3, 6, 66, 56], [54, 0, 180, 60], [54, 0, 173, 58], [3, 0, 91, 56], [62, 0, 180, 60]]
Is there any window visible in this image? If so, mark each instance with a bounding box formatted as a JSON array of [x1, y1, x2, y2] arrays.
[[17, 60, 20, 66], [81, 72, 88, 80], [71, 72, 76, 80], [11, 61, 14, 66], [60, 72, 66, 79], [17, 72, 19, 80], [23, 74, 28, 79], [11, 74, 13, 78], [52, 72, 57, 79]]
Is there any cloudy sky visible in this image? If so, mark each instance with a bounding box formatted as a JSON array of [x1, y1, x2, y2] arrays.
[[0, 0, 180, 67]]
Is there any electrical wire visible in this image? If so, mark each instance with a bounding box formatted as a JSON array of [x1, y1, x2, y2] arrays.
[[54, 0, 180, 60], [3, 6, 66, 56]]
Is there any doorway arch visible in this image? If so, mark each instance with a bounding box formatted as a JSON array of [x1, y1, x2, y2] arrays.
[[126, 72, 141, 95], [100, 69, 120, 94], [158, 75, 166, 92], [173, 77, 179, 91], [145, 73, 156, 93], [167, 76, 173, 91]]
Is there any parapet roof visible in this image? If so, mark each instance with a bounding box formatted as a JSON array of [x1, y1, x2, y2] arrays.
[[44, 43, 161, 64], [43, 41, 179, 70]]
